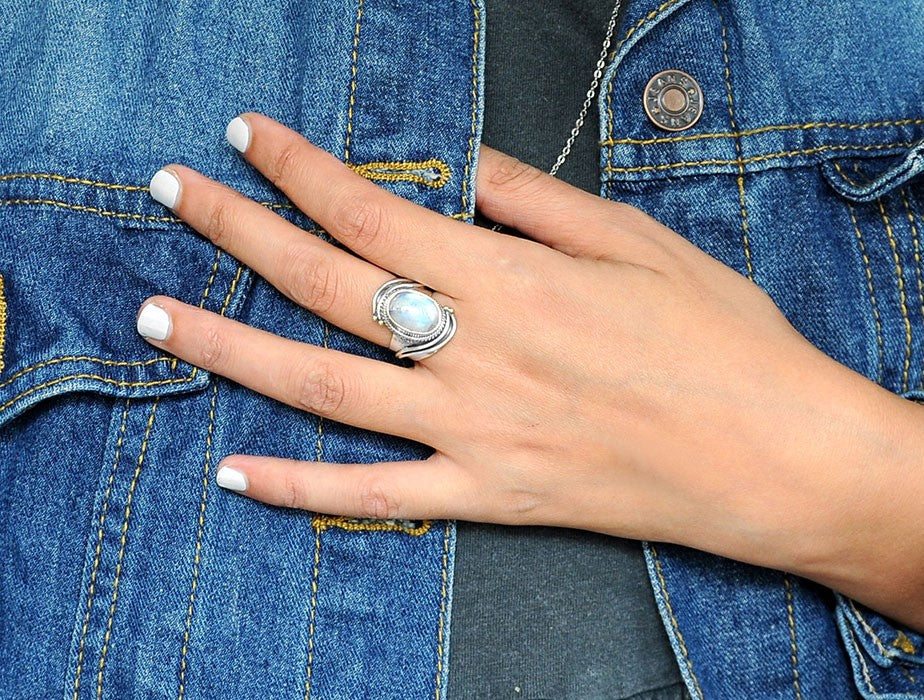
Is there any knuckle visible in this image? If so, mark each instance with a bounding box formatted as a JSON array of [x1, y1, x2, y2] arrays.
[[492, 242, 544, 281], [486, 154, 545, 194], [285, 249, 341, 314], [295, 362, 348, 416], [607, 199, 641, 218], [622, 229, 681, 271], [334, 194, 390, 255], [506, 490, 543, 519], [268, 139, 303, 189], [356, 475, 400, 520], [203, 194, 239, 249], [280, 470, 307, 510], [199, 322, 229, 372]]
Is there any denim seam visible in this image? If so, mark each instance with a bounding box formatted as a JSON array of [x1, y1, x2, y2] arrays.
[[713, 0, 754, 280], [343, 0, 364, 164], [302, 525, 322, 700], [0, 172, 150, 190], [197, 247, 223, 312], [170, 247, 222, 371], [71, 398, 131, 700], [608, 0, 687, 62], [218, 264, 244, 318], [599, 117, 924, 146], [0, 198, 181, 223], [848, 598, 900, 661], [306, 0, 364, 472], [650, 545, 704, 699], [459, 0, 481, 219], [177, 380, 220, 700], [0, 356, 175, 389], [604, 0, 692, 176], [836, 160, 868, 188], [434, 520, 452, 700], [0, 374, 199, 415], [846, 621, 880, 697], [301, 0, 367, 690], [1, 167, 445, 198], [80, 242, 243, 697], [900, 188, 924, 392], [783, 575, 804, 700], [96, 397, 160, 698], [876, 197, 913, 393], [0, 250, 211, 389], [845, 607, 922, 697], [435, 5, 480, 697], [0, 195, 304, 222], [172, 258, 241, 373], [0, 196, 463, 226], [843, 196, 885, 384], [603, 141, 921, 173], [0, 273, 6, 374]]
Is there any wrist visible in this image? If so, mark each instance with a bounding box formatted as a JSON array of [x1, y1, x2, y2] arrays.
[[759, 347, 924, 631]]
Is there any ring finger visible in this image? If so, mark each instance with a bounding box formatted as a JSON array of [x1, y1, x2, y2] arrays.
[[135, 294, 444, 443]]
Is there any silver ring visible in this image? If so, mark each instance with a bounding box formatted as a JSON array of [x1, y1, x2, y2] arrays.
[[371, 278, 457, 361]]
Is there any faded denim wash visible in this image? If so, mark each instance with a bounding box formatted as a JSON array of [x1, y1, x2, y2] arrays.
[[0, 0, 922, 698]]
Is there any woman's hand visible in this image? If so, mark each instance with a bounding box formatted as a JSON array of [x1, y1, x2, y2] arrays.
[[139, 112, 924, 630]]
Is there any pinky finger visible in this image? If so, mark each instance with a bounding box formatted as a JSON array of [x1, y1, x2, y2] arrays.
[[214, 452, 469, 521]]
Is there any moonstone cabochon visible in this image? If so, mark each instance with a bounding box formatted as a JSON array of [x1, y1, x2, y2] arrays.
[[387, 290, 442, 335], [372, 278, 457, 360]]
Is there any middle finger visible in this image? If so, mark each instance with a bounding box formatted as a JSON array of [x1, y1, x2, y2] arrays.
[[149, 162, 397, 349], [227, 111, 498, 297]]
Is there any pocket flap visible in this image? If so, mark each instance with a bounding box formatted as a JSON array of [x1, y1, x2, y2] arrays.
[[837, 594, 924, 669], [0, 174, 253, 427], [822, 140, 924, 202]]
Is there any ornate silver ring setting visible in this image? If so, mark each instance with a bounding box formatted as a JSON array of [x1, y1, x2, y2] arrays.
[[372, 278, 457, 361]]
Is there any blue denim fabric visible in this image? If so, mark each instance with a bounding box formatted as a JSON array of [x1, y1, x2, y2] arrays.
[[1, 1, 922, 700], [0, 1, 482, 697], [599, 0, 924, 698]]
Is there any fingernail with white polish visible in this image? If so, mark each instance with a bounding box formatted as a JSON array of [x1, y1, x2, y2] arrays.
[[216, 465, 248, 492], [136, 301, 172, 341], [226, 116, 251, 153], [149, 169, 181, 208]]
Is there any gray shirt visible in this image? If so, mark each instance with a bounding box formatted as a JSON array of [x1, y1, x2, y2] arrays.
[[447, 3, 688, 698]]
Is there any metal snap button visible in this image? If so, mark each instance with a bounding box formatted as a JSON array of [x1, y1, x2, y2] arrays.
[[643, 69, 704, 131]]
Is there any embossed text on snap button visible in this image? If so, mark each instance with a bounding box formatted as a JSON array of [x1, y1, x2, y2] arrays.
[[643, 69, 704, 132]]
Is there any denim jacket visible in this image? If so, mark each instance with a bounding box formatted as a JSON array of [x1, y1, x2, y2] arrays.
[[0, 0, 922, 698]]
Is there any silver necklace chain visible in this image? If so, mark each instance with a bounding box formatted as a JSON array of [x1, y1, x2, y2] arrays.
[[548, 0, 623, 177], [490, 1, 622, 231]]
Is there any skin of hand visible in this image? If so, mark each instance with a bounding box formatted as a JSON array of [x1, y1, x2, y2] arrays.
[[139, 111, 924, 632]]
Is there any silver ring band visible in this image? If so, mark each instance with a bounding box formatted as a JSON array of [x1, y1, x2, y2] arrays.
[[372, 278, 456, 361]]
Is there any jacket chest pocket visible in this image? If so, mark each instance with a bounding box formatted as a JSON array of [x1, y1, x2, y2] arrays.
[[820, 149, 924, 398], [599, 0, 924, 393], [0, 180, 252, 429]]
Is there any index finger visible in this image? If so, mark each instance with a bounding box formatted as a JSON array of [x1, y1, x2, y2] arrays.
[[227, 112, 496, 296]]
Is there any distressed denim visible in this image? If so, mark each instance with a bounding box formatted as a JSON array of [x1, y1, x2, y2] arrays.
[[0, 1, 922, 699]]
